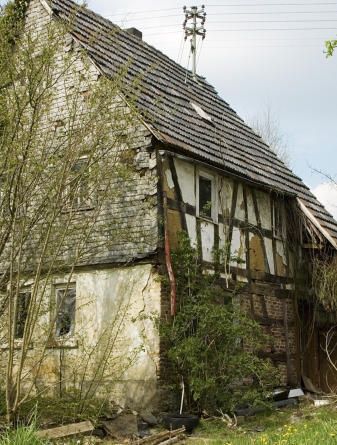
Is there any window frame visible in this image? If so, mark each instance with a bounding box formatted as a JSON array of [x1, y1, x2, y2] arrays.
[[196, 169, 218, 223], [14, 289, 31, 339], [66, 156, 95, 211], [54, 284, 76, 339]]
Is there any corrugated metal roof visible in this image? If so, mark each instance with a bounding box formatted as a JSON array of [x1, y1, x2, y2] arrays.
[[46, 0, 337, 246]]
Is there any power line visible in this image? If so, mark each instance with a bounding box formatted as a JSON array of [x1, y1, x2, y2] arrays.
[[104, 2, 337, 17], [206, 10, 337, 14], [104, 7, 181, 17], [147, 27, 337, 36], [107, 10, 337, 22], [206, 2, 337, 6], [140, 19, 337, 30], [197, 44, 324, 47], [106, 13, 181, 21]]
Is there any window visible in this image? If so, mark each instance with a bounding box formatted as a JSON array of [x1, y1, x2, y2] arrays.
[[55, 287, 76, 337], [273, 201, 283, 239], [68, 159, 92, 209], [199, 176, 212, 219], [15, 291, 31, 339], [197, 171, 217, 222]]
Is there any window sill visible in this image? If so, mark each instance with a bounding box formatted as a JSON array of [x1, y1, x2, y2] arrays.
[[0, 339, 78, 350], [0, 340, 33, 350], [47, 338, 78, 349], [61, 206, 95, 214]]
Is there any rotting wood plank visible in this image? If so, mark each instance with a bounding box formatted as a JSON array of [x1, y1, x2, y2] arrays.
[[36, 421, 94, 439], [131, 427, 186, 445], [168, 156, 187, 232], [160, 434, 186, 445]]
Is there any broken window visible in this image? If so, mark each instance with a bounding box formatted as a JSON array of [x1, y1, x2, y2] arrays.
[[197, 169, 218, 222], [15, 291, 31, 339], [199, 176, 212, 219], [68, 159, 92, 209], [55, 287, 76, 337], [273, 201, 283, 239]]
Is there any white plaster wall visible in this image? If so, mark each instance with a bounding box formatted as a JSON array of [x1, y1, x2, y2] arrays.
[[174, 159, 196, 206], [235, 184, 246, 221], [186, 214, 197, 247], [264, 237, 275, 275], [74, 265, 161, 408], [219, 177, 234, 217], [201, 221, 214, 262], [218, 222, 227, 249], [256, 190, 272, 230], [0, 265, 161, 410], [230, 227, 246, 268], [247, 189, 258, 226]]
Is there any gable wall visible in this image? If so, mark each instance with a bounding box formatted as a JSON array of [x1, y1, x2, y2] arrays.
[[23, 0, 159, 265], [160, 153, 301, 386], [0, 0, 163, 411]]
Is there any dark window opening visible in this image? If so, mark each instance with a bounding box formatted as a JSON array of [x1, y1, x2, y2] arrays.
[[273, 202, 283, 239], [199, 176, 212, 219], [69, 160, 91, 209], [55, 287, 76, 337], [15, 292, 31, 339]]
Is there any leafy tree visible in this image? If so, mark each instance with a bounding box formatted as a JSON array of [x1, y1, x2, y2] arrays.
[[247, 105, 291, 167], [325, 39, 337, 57], [0, 1, 150, 423], [162, 232, 279, 414]]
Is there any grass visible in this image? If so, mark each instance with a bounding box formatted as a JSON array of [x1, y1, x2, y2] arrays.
[[0, 424, 50, 445], [189, 403, 337, 444], [0, 400, 337, 444]]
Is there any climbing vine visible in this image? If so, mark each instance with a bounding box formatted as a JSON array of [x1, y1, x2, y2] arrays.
[[312, 255, 337, 312], [161, 232, 279, 414]]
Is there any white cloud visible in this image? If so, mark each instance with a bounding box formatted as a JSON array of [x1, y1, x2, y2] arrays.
[[311, 182, 337, 220]]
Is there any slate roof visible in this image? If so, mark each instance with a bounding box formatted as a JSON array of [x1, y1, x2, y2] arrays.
[[47, 0, 337, 246]]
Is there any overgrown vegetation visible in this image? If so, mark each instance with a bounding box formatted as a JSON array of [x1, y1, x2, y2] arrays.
[[162, 232, 279, 414], [189, 403, 337, 445], [312, 255, 337, 311], [0, 0, 150, 423], [0, 423, 49, 445], [326, 38, 337, 57]]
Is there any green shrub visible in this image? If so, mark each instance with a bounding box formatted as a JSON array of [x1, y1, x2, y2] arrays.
[[162, 232, 279, 414]]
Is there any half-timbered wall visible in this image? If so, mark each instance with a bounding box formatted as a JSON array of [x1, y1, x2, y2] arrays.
[[160, 153, 301, 385]]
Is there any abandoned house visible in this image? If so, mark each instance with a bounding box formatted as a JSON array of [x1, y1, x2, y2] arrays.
[[3, 0, 337, 410]]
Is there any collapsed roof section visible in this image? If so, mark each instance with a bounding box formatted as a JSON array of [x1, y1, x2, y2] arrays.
[[37, 0, 337, 248]]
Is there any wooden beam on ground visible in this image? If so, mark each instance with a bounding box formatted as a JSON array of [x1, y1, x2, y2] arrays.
[[160, 434, 186, 445], [131, 427, 186, 444], [36, 421, 94, 439]]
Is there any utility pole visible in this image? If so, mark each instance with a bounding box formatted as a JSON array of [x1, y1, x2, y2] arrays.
[[183, 5, 206, 81]]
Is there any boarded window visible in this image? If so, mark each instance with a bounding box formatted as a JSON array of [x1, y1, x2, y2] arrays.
[[15, 292, 31, 339], [199, 176, 212, 219], [55, 287, 76, 337]]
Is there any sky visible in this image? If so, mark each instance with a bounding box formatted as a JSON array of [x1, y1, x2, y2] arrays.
[[1, 0, 337, 216]]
